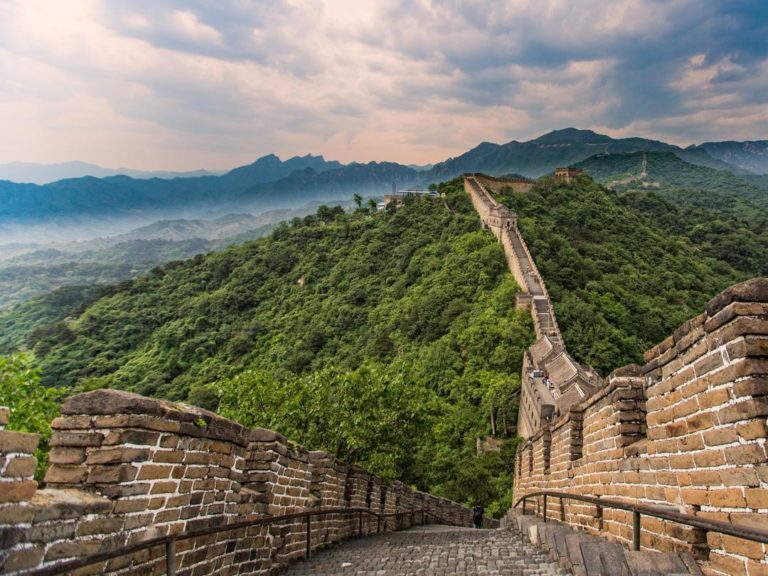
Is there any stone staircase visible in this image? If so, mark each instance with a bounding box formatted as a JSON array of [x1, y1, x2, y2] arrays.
[[506, 512, 705, 576], [283, 524, 568, 576]]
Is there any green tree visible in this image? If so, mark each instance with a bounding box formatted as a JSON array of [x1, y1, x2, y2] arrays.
[[0, 354, 61, 479]]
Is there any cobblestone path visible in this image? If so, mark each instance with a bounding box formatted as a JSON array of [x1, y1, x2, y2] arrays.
[[283, 525, 569, 576]]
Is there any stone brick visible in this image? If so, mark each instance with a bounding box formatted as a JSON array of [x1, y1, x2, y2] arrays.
[[137, 464, 173, 480], [86, 447, 151, 465], [4, 455, 37, 477], [724, 444, 767, 466], [76, 516, 125, 536], [718, 398, 768, 424], [708, 489, 746, 508], [50, 431, 103, 447], [693, 352, 725, 377], [48, 447, 86, 465], [2, 545, 45, 571], [735, 419, 768, 440], [44, 465, 88, 484], [45, 540, 102, 561], [0, 430, 40, 454], [0, 479, 37, 502], [86, 464, 139, 484]]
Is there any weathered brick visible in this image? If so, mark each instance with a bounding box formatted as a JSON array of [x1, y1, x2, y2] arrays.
[[86, 464, 139, 484], [137, 464, 172, 480], [86, 447, 151, 465], [44, 465, 88, 484], [50, 431, 102, 448], [48, 447, 86, 465], [2, 545, 45, 571], [718, 398, 768, 424], [4, 455, 37, 477], [708, 488, 747, 507], [724, 444, 767, 466], [0, 430, 40, 454], [735, 419, 768, 440], [0, 479, 37, 502]]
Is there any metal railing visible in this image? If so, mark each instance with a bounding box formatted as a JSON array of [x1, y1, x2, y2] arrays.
[[20, 507, 462, 576], [514, 491, 768, 552]]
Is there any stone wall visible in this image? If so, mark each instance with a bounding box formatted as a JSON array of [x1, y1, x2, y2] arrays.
[[464, 174, 599, 437], [0, 390, 476, 575], [474, 173, 535, 194], [512, 278, 768, 576]]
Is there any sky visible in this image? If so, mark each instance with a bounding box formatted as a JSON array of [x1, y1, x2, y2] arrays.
[[1, 0, 767, 170]]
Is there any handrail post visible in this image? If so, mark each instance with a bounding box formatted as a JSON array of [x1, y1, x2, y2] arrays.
[[543, 494, 548, 523], [522, 496, 527, 516], [166, 538, 176, 576], [358, 510, 363, 536], [633, 510, 641, 551], [306, 514, 311, 559]]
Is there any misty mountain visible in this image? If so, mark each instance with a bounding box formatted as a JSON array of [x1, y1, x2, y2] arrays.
[[0, 216, 282, 310], [0, 154, 349, 244], [2, 128, 766, 246], [688, 141, 768, 174], [0, 160, 222, 185]]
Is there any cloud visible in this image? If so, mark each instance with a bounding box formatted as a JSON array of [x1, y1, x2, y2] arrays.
[[0, 0, 766, 169]]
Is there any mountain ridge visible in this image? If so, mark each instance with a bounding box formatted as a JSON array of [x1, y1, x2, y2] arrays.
[[2, 128, 767, 247]]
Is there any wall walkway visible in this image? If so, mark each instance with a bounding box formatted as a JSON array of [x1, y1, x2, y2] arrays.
[[463, 174, 599, 438], [512, 278, 768, 576], [0, 390, 477, 575]]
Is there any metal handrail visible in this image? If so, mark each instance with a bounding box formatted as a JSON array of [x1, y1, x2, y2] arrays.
[[514, 490, 768, 551], [20, 506, 460, 576]]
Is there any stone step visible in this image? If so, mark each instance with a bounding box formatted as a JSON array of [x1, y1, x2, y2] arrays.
[[506, 512, 703, 576]]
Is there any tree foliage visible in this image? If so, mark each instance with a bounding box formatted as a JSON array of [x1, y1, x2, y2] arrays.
[[0, 353, 61, 479]]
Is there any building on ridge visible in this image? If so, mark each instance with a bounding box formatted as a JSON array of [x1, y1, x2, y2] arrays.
[[553, 167, 584, 183]]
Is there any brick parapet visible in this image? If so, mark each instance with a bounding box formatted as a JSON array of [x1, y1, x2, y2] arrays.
[[0, 390, 477, 575], [513, 278, 768, 576], [0, 418, 40, 507]]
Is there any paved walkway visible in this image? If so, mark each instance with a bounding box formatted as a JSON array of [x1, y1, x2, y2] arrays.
[[283, 525, 568, 576]]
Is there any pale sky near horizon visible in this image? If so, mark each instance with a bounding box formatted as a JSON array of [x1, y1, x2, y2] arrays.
[[1, 0, 767, 171]]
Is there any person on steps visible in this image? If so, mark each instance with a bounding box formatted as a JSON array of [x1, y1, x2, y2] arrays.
[[472, 501, 484, 529]]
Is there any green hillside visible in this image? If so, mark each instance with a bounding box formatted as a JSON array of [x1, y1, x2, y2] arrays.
[[497, 175, 748, 375], [22, 182, 535, 514], [5, 171, 762, 513], [575, 151, 768, 209], [572, 151, 768, 277]]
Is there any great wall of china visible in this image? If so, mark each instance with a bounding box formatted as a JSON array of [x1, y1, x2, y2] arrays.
[[0, 390, 481, 575], [0, 174, 765, 575], [464, 173, 768, 576]]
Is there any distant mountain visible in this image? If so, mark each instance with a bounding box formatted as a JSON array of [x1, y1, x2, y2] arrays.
[[688, 141, 768, 174], [421, 128, 678, 181], [0, 161, 222, 184], [0, 213, 309, 310], [0, 154, 351, 244], [3, 129, 767, 245]]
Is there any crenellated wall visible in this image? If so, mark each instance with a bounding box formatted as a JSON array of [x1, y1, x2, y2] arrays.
[[464, 174, 600, 438], [511, 278, 768, 576], [0, 390, 480, 575]]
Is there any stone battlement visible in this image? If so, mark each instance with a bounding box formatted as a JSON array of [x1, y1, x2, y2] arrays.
[[513, 278, 768, 576], [463, 174, 598, 436], [0, 390, 478, 575]]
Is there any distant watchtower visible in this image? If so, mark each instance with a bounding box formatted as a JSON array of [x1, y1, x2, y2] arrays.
[[553, 167, 584, 183]]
